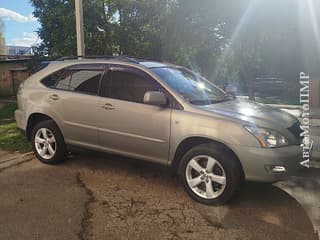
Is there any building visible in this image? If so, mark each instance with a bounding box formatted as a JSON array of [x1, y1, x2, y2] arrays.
[[0, 57, 32, 96], [6, 45, 32, 56]]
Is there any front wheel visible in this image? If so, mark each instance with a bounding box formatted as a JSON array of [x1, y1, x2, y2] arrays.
[[31, 120, 66, 164], [180, 143, 243, 205]]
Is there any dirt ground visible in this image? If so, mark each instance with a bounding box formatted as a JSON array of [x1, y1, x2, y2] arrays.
[[0, 149, 318, 240]]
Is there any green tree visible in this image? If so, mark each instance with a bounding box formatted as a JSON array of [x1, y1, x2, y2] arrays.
[[31, 0, 318, 102], [110, 0, 166, 57], [82, 0, 118, 55], [160, 0, 239, 75], [31, 0, 171, 57], [32, 0, 77, 56], [214, 48, 238, 86]]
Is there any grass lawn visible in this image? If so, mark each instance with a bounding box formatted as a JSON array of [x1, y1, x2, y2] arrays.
[[0, 103, 31, 153]]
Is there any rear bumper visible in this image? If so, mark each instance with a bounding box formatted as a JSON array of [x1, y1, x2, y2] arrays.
[[15, 109, 26, 130], [232, 145, 305, 182]]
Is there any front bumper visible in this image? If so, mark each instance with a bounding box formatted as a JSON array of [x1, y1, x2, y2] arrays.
[[232, 144, 305, 182]]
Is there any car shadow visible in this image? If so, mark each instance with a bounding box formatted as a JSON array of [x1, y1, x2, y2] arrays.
[[65, 149, 318, 240]]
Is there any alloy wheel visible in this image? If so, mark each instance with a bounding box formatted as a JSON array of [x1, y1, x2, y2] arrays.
[[34, 128, 56, 160], [186, 155, 226, 199]]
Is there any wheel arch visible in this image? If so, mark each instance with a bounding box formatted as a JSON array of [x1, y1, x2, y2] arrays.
[[26, 113, 62, 141], [171, 136, 245, 179]]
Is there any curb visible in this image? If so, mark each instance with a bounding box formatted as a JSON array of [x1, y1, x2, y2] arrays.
[[0, 99, 17, 104], [0, 152, 34, 172], [21, 152, 34, 159]]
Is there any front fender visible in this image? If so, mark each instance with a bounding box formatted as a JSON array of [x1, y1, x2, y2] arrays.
[[169, 110, 260, 164]]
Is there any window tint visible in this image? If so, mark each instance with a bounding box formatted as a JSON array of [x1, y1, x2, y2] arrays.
[[55, 70, 73, 90], [42, 64, 105, 95], [110, 70, 161, 103], [69, 70, 102, 94], [151, 67, 228, 105], [41, 70, 64, 88]]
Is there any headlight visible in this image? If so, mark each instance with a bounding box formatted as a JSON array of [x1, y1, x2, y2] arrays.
[[244, 126, 288, 148]]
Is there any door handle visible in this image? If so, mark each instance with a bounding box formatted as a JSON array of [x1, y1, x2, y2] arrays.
[[101, 103, 115, 110], [49, 94, 60, 101]]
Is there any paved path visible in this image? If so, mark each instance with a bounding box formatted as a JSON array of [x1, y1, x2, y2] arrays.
[[73, 150, 319, 240], [0, 150, 318, 240], [0, 154, 89, 240], [276, 169, 320, 239], [0, 151, 33, 172]]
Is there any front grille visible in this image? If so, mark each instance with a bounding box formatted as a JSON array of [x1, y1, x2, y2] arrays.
[[287, 121, 303, 139]]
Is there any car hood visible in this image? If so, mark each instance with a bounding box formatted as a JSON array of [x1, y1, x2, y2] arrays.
[[197, 99, 297, 129]]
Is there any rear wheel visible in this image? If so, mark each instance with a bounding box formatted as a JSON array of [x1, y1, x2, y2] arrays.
[[31, 120, 66, 164], [180, 143, 243, 205]]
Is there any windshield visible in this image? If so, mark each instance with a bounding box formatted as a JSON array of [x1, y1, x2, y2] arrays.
[[151, 67, 229, 105]]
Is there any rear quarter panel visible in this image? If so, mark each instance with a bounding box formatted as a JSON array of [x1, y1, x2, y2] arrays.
[[21, 85, 66, 135]]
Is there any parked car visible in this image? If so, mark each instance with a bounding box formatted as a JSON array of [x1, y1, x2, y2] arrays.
[[15, 57, 304, 205]]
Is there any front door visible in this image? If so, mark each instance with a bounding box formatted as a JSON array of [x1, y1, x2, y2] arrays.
[[98, 66, 171, 163]]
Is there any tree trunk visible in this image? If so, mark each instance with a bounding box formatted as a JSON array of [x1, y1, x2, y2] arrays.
[[248, 87, 255, 100], [246, 79, 255, 101]]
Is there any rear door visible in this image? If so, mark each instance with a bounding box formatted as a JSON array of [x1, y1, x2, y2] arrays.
[[44, 63, 106, 146], [97, 65, 172, 163]]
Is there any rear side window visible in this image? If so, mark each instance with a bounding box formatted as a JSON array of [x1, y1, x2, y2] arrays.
[[55, 70, 73, 90], [41, 64, 105, 95], [41, 70, 63, 88], [110, 70, 161, 103]]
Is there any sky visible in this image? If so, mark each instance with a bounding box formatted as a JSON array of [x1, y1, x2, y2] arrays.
[[0, 0, 40, 47]]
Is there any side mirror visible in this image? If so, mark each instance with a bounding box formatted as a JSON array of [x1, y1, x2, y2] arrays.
[[143, 91, 167, 107]]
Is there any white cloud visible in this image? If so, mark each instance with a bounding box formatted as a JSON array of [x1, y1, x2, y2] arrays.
[[9, 32, 40, 47], [0, 8, 36, 23]]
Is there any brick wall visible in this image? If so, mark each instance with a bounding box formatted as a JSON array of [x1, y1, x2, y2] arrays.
[[0, 60, 31, 91]]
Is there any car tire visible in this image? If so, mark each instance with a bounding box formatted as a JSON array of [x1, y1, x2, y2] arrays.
[[31, 120, 66, 164], [179, 143, 243, 205]]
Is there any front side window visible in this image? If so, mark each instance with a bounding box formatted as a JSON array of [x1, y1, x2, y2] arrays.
[[109, 69, 161, 103], [151, 67, 229, 105]]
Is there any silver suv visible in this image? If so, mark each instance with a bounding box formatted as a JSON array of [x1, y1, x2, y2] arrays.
[[15, 57, 304, 204]]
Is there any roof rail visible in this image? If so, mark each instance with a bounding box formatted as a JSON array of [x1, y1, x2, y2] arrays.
[[82, 55, 113, 59], [54, 55, 140, 64], [113, 56, 140, 64], [55, 56, 79, 61], [85, 55, 140, 64]]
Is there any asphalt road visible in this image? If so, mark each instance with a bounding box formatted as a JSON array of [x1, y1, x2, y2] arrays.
[[0, 150, 319, 240]]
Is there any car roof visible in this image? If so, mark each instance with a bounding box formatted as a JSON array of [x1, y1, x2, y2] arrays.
[[139, 61, 171, 68], [48, 57, 176, 69]]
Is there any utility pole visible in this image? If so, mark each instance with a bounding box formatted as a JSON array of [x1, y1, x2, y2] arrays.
[[75, 0, 85, 58]]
